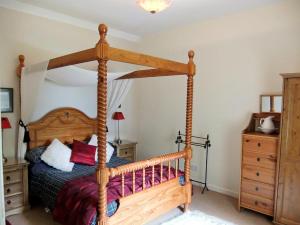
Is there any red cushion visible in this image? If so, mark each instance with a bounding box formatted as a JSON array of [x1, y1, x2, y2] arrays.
[[70, 140, 96, 166]]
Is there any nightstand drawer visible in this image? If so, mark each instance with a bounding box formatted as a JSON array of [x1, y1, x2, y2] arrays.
[[4, 183, 23, 197], [4, 158, 29, 217], [114, 140, 137, 162], [241, 178, 274, 200], [240, 192, 273, 216], [243, 136, 277, 157], [243, 151, 276, 170], [5, 194, 23, 211], [242, 165, 275, 185], [4, 170, 22, 185], [119, 148, 134, 157]]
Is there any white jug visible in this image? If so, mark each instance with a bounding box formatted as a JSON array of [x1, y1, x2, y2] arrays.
[[260, 116, 275, 134]]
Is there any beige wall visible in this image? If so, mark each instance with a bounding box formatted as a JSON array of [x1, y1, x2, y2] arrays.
[[1, 0, 300, 200], [136, 0, 300, 196], [0, 7, 139, 158]]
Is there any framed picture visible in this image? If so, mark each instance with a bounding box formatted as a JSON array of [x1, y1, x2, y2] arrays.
[[1, 88, 13, 113]]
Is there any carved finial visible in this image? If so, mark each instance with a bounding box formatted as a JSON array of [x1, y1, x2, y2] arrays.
[[19, 55, 25, 66], [188, 50, 194, 61], [98, 24, 108, 43], [17, 54, 25, 77], [187, 50, 195, 76]]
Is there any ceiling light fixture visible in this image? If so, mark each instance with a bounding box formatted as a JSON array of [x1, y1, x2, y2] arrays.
[[137, 0, 172, 14]]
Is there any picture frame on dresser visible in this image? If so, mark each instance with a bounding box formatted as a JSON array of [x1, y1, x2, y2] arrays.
[[0, 88, 13, 113]]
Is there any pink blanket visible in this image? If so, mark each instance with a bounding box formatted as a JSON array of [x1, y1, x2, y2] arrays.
[[53, 165, 183, 225]]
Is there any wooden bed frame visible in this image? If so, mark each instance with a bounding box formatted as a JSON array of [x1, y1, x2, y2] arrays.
[[17, 24, 196, 225]]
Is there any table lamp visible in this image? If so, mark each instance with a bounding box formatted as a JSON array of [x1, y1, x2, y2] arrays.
[[113, 112, 125, 144]]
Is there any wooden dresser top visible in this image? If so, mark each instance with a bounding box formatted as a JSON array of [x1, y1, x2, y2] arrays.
[[243, 132, 279, 139]]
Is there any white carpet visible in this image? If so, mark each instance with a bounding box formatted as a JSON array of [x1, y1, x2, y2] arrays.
[[162, 211, 237, 225]]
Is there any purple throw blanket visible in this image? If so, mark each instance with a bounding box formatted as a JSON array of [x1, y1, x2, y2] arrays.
[[53, 165, 183, 225]]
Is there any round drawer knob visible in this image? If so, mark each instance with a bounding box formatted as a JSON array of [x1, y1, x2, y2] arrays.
[[246, 139, 250, 142], [6, 176, 11, 181], [6, 188, 11, 194], [256, 172, 260, 176], [257, 157, 260, 162], [257, 143, 261, 147], [6, 200, 11, 205], [125, 151, 128, 154], [255, 187, 259, 191]]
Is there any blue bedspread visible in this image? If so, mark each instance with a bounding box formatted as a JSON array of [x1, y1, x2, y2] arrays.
[[29, 156, 130, 224]]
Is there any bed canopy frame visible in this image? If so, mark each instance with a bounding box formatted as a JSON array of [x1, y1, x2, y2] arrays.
[[16, 24, 196, 225]]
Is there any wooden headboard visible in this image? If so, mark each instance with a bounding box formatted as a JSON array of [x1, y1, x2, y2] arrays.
[[28, 107, 97, 149]]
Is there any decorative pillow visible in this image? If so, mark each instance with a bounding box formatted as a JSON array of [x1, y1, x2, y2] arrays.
[[88, 134, 114, 162], [41, 139, 74, 172], [70, 140, 96, 166], [25, 146, 46, 163]]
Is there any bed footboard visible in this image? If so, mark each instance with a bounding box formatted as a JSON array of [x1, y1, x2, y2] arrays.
[[108, 178, 189, 225], [107, 149, 192, 225]]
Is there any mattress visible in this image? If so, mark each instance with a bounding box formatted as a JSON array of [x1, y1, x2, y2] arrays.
[[29, 156, 130, 222]]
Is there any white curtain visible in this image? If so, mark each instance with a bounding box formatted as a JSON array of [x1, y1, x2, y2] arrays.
[[18, 64, 132, 159], [46, 66, 128, 86], [18, 61, 49, 159], [108, 79, 132, 117]]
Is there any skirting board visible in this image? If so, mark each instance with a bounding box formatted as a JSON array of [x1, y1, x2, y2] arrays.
[[191, 181, 238, 198]]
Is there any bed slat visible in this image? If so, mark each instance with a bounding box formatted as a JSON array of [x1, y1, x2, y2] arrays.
[[175, 160, 178, 178], [132, 171, 135, 194], [142, 168, 146, 190], [121, 173, 125, 197], [168, 161, 171, 181], [160, 163, 163, 183], [152, 166, 155, 186]]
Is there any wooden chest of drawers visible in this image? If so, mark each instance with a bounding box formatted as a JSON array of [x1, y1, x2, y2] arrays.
[[114, 140, 137, 162], [239, 133, 278, 216], [3, 158, 29, 216]]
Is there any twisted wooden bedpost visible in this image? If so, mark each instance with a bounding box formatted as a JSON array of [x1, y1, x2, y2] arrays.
[[17, 55, 25, 77], [97, 24, 110, 225], [184, 50, 195, 212]]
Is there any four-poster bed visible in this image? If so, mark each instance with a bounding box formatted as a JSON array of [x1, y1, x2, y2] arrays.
[[16, 24, 196, 225]]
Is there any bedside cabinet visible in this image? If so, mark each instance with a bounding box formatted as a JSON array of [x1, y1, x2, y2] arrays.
[[114, 140, 137, 162], [239, 133, 278, 216], [3, 158, 29, 216]]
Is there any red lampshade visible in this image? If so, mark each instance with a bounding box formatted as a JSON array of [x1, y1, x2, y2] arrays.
[[113, 112, 125, 120], [1, 117, 11, 129]]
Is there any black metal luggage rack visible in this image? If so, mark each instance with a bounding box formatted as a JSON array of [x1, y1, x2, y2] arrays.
[[175, 130, 211, 194]]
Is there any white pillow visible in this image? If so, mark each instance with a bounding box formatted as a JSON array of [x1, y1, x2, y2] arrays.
[[106, 143, 114, 163], [89, 134, 114, 163], [41, 139, 74, 172]]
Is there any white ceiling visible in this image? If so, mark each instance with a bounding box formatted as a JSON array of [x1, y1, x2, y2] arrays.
[[9, 0, 282, 38]]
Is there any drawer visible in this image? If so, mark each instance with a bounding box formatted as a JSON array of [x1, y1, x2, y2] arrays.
[[243, 152, 276, 170], [243, 136, 277, 157], [242, 165, 275, 185], [4, 170, 22, 185], [240, 192, 274, 216], [119, 148, 134, 157], [5, 194, 23, 211], [241, 178, 274, 200], [4, 183, 23, 197]]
